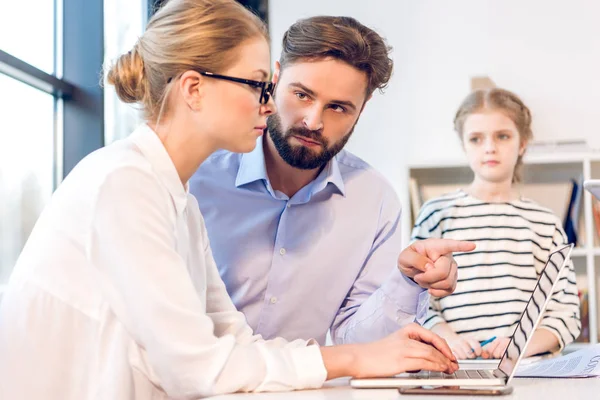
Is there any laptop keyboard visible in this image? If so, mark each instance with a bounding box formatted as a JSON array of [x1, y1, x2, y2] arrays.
[[408, 369, 496, 379]]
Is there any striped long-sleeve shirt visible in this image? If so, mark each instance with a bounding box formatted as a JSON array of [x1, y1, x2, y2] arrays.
[[411, 190, 581, 349]]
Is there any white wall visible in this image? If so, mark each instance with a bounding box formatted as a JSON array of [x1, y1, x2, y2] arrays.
[[269, 0, 600, 202]]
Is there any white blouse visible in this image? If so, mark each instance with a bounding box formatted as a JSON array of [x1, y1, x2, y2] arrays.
[[0, 125, 327, 399]]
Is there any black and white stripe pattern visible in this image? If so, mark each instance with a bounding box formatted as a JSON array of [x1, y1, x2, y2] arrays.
[[411, 190, 581, 348], [501, 246, 570, 374]]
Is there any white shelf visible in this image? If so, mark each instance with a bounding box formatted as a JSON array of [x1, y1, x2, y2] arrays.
[[407, 151, 600, 170], [570, 248, 600, 257], [571, 248, 600, 257]]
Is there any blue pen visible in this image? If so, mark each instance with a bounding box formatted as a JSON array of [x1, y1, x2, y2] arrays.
[[479, 336, 497, 347], [470, 336, 497, 354]]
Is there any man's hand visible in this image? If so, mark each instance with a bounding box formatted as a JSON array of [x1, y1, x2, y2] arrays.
[[398, 239, 476, 297]]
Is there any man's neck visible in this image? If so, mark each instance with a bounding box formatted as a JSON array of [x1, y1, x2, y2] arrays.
[[263, 132, 322, 198]]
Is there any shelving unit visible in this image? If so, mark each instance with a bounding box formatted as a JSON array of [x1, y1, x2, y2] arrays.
[[401, 151, 600, 346]]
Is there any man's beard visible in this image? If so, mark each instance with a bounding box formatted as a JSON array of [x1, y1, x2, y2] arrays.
[[266, 114, 354, 170]]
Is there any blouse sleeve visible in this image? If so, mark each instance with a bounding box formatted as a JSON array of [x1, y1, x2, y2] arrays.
[[88, 167, 326, 398]]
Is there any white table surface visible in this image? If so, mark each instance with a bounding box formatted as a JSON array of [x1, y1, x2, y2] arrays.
[[208, 376, 600, 399], [208, 360, 598, 400]]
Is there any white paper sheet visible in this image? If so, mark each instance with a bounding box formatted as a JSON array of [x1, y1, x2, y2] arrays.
[[515, 344, 600, 378]]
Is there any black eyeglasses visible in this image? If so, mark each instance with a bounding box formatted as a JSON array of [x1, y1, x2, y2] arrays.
[[169, 71, 275, 105]]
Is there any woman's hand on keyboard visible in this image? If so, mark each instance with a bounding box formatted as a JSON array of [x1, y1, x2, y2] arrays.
[[341, 323, 459, 379]]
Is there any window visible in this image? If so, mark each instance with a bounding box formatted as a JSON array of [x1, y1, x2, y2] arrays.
[[0, 0, 104, 292], [0, 1, 60, 288], [0, 1, 55, 74], [0, 75, 56, 284]]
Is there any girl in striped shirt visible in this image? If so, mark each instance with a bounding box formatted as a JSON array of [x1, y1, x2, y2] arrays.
[[411, 88, 581, 360]]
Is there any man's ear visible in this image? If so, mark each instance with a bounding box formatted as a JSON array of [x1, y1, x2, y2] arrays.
[[179, 70, 204, 110], [272, 61, 281, 85]]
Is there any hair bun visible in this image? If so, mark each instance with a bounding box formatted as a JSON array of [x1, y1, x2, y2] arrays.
[[106, 46, 147, 104]]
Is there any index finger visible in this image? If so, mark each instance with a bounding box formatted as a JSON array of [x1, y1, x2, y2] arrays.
[[419, 239, 476, 260], [406, 324, 457, 362]]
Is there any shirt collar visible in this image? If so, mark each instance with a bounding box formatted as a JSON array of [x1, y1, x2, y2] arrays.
[[129, 124, 189, 216], [319, 154, 346, 197], [236, 135, 269, 188], [235, 135, 346, 197]]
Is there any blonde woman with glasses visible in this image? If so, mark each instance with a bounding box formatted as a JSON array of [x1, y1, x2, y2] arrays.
[[0, 1, 457, 398]]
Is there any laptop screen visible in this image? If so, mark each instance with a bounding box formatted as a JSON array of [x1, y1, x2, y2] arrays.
[[497, 244, 573, 378]]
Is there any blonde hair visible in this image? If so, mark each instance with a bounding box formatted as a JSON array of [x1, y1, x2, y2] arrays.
[[454, 88, 533, 183], [106, 0, 268, 122]]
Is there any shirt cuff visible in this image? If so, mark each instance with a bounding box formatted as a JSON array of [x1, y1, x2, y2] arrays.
[[380, 268, 428, 315], [253, 340, 327, 392], [289, 341, 327, 389]]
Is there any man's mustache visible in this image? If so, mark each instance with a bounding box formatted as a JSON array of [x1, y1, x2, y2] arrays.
[[286, 127, 327, 146]]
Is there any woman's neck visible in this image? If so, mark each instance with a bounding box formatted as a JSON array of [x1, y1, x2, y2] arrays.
[[148, 117, 216, 186], [465, 178, 520, 203]]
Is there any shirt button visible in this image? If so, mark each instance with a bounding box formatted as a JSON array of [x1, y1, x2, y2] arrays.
[[286, 203, 291, 208], [279, 248, 286, 255], [270, 297, 278, 304]]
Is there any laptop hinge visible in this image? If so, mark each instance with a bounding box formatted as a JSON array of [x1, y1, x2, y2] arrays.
[[493, 369, 509, 379]]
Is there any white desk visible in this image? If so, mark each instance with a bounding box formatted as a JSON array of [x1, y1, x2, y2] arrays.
[[208, 377, 600, 399]]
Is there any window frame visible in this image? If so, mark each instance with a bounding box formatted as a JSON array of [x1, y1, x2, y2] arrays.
[[0, 0, 104, 296]]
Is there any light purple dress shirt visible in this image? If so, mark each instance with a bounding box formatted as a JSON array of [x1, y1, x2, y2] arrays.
[[189, 137, 429, 345]]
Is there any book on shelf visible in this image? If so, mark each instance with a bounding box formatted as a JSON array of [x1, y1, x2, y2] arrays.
[[408, 177, 423, 226], [576, 289, 590, 343], [564, 176, 584, 246], [593, 198, 600, 245]]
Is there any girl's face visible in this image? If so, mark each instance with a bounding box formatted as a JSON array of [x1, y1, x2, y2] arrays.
[[462, 110, 526, 184]]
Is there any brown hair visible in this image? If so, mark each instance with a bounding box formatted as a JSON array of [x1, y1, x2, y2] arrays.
[[106, 0, 268, 122], [454, 88, 533, 183], [279, 16, 393, 97]]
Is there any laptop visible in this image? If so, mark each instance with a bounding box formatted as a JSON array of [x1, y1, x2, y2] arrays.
[[350, 243, 574, 388]]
